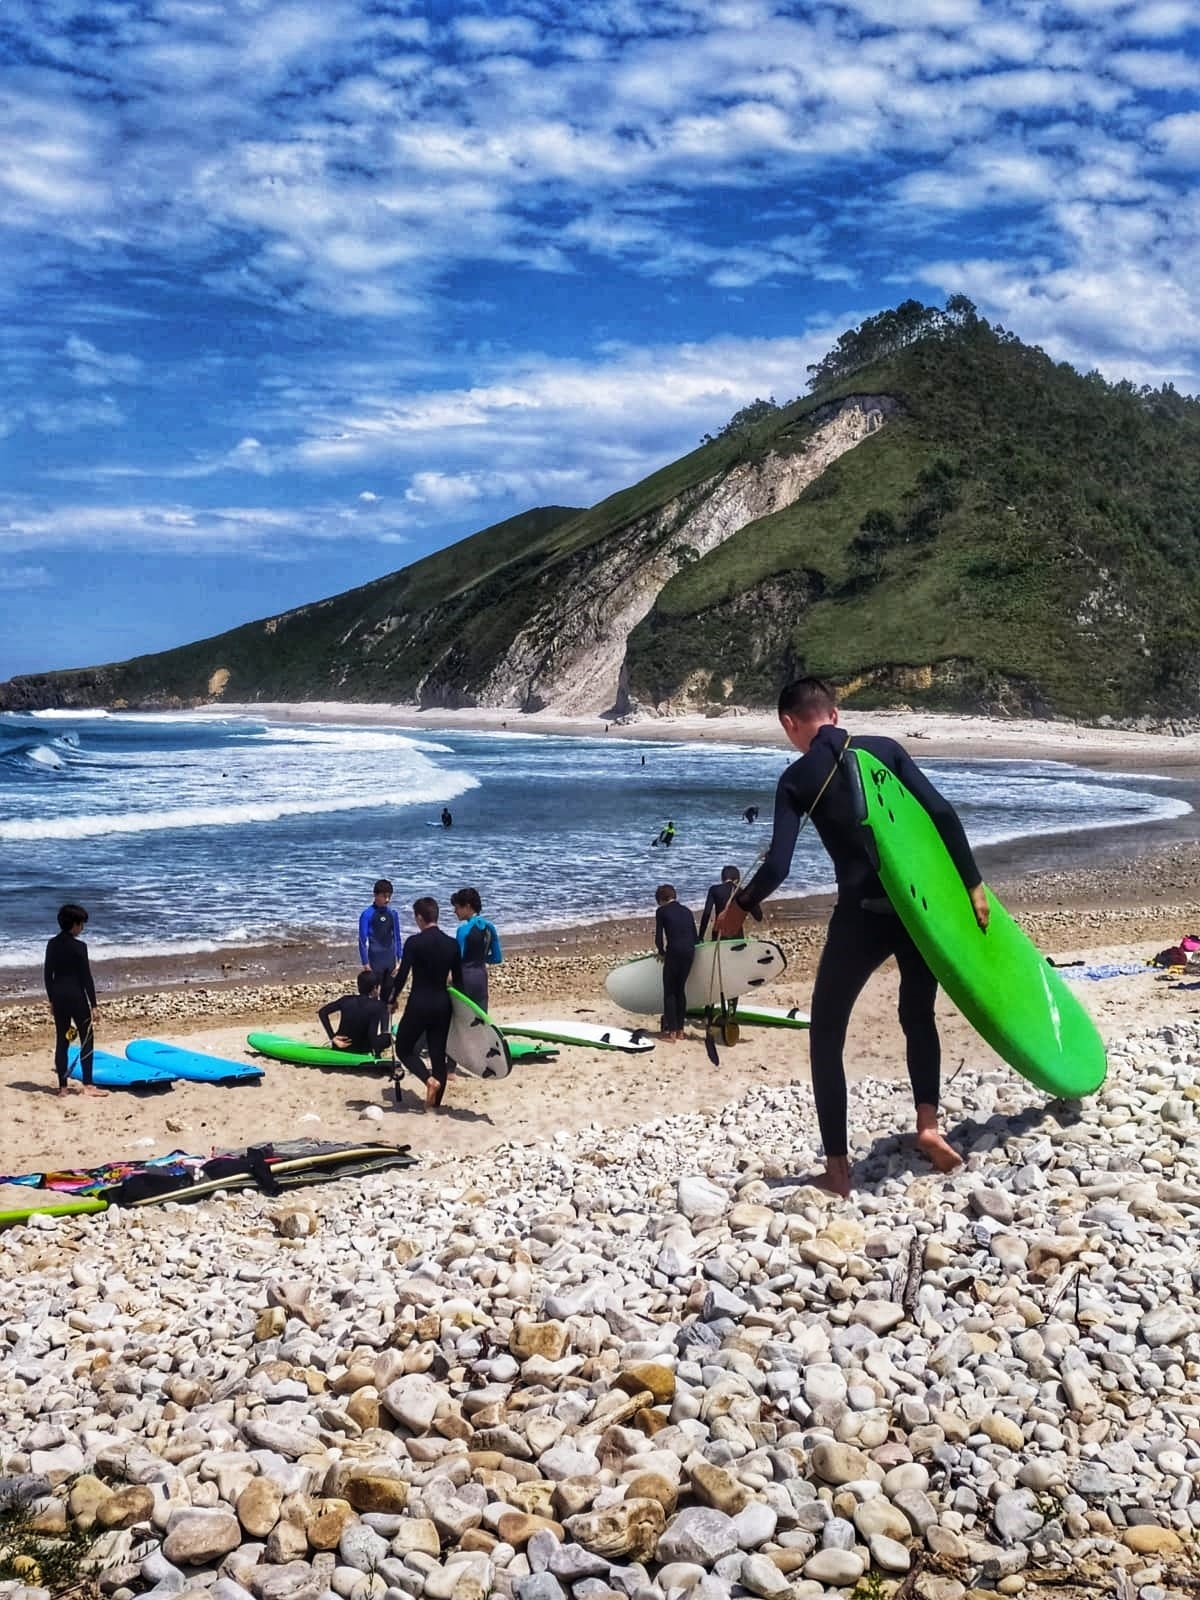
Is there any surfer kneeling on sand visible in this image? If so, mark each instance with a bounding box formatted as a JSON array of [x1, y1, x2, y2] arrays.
[[392, 897, 463, 1111], [655, 884, 697, 1042], [318, 971, 392, 1056], [715, 676, 988, 1197]]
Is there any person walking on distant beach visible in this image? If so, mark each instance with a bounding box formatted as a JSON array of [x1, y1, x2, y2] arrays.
[[716, 676, 987, 1196], [451, 887, 503, 1011], [699, 865, 741, 941], [392, 897, 463, 1110], [44, 903, 107, 1099], [655, 884, 697, 1042], [318, 970, 392, 1056], [358, 879, 402, 1004]]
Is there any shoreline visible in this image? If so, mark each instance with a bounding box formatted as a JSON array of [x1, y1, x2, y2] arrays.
[[216, 698, 1200, 769], [2, 704, 1198, 1006]]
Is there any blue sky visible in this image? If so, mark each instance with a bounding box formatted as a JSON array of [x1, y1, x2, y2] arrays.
[[1, 0, 1198, 677]]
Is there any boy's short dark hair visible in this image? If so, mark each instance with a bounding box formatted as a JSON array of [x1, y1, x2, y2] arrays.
[[57, 903, 88, 932], [777, 676, 837, 720], [451, 887, 482, 914], [413, 896, 438, 924], [655, 884, 676, 904], [357, 971, 381, 996], [720, 865, 741, 883], [373, 879, 393, 897]]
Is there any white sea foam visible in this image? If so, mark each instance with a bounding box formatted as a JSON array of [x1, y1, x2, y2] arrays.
[[0, 775, 479, 842], [0, 926, 258, 969], [24, 744, 66, 768]]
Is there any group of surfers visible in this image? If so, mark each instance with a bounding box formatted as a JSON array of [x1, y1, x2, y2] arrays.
[[45, 676, 987, 1189]]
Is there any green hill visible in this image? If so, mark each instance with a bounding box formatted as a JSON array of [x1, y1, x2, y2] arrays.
[[5, 298, 1200, 721]]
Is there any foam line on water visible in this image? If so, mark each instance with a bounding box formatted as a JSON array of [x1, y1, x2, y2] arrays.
[[0, 776, 479, 842]]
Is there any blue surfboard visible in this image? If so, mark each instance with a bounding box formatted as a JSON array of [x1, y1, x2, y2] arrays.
[[68, 1047, 176, 1089], [125, 1039, 264, 1085]]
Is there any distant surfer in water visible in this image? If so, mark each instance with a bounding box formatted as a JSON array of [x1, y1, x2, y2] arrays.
[[699, 865, 741, 941], [742, 804, 760, 824], [652, 819, 677, 848], [716, 676, 987, 1196], [318, 971, 391, 1056], [451, 886, 503, 1011], [44, 903, 107, 1099], [441, 807, 453, 829], [392, 897, 463, 1110], [654, 884, 697, 1042]]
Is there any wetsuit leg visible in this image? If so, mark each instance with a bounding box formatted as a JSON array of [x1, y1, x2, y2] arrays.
[[425, 1001, 452, 1095], [371, 964, 395, 1007], [51, 991, 92, 1087], [892, 922, 941, 1108], [392, 1007, 429, 1080], [460, 963, 488, 1011], [808, 905, 894, 1158], [662, 953, 692, 1032]]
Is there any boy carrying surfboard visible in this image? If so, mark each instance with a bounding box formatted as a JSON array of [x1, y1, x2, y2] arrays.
[[716, 677, 989, 1197]]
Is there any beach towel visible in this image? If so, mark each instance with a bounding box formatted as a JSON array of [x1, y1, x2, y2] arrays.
[[1058, 962, 1154, 981]]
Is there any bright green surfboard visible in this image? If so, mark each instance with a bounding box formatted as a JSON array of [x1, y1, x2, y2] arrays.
[[853, 748, 1107, 1098]]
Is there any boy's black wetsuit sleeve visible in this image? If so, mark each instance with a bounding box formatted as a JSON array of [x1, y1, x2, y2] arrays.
[[654, 905, 667, 955], [697, 886, 720, 942], [318, 997, 347, 1041], [736, 728, 982, 916], [451, 943, 463, 990]]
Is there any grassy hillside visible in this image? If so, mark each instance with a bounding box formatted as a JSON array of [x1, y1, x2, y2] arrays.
[[627, 313, 1200, 719], [6, 299, 1200, 721]]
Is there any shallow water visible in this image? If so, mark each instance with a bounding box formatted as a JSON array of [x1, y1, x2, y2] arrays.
[[0, 710, 1190, 968]]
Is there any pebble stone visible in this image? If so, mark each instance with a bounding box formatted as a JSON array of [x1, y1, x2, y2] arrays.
[[2, 1022, 1200, 1600]]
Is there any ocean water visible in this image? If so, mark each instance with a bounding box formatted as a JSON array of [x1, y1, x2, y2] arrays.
[[0, 710, 1191, 971]]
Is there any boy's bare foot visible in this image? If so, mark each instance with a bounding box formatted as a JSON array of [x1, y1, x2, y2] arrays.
[[81, 1084, 110, 1098], [916, 1104, 962, 1172], [57, 1083, 74, 1098], [793, 1155, 852, 1198], [661, 1031, 677, 1043]]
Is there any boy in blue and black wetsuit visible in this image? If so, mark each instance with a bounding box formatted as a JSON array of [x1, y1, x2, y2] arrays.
[[358, 879, 403, 1005], [450, 886, 503, 1011]]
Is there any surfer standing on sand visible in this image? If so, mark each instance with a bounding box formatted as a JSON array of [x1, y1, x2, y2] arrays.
[[44, 903, 108, 1099], [698, 865, 741, 941], [391, 898, 463, 1111], [450, 887, 503, 1011], [359, 879, 402, 1004], [654, 884, 697, 1042], [715, 677, 988, 1196]]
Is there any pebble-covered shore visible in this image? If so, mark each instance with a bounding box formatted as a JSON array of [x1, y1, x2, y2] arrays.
[[3, 1022, 1200, 1600]]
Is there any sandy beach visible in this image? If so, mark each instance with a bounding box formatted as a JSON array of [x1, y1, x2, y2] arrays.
[[4, 705, 1199, 1181]]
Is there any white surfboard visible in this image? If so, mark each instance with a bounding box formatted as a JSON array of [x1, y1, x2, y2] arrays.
[[446, 989, 513, 1079], [688, 1001, 810, 1030], [500, 1019, 656, 1053], [605, 939, 788, 1017]]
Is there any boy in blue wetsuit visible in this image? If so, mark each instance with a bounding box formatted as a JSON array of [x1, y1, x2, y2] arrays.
[[358, 879, 403, 1005], [450, 886, 503, 1011]]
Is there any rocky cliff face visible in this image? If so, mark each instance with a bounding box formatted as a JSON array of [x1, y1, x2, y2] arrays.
[[460, 396, 895, 714]]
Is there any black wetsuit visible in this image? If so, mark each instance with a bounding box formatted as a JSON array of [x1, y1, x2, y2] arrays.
[[44, 931, 96, 1088], [736, 725, 981, 1159], [698, 881, 736, 942], [655, 900, 697, 1033], [392, 927, 463, 1095], [317, 994, 391, 1056]]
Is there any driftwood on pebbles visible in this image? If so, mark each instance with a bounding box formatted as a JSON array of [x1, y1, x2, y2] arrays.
[[2, 1022, 1200, 1600]]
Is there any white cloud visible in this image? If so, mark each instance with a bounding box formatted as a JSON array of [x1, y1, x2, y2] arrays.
[[64, 335, 145, 388], [1152, 111, 1200, 166], [0, 496, 412, 555]]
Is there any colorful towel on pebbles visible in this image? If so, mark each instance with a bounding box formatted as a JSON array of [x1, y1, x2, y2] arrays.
[[0, 1139, 415, 1216], [1057, 962, 1153, 981]]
